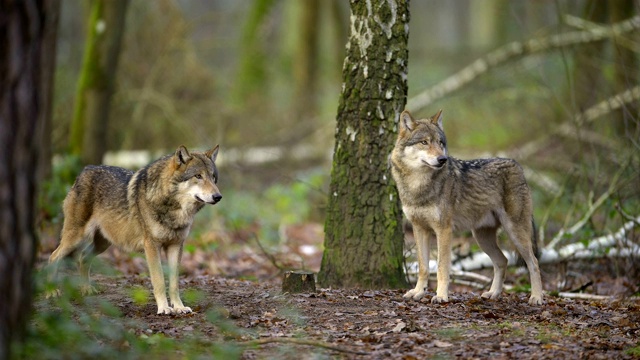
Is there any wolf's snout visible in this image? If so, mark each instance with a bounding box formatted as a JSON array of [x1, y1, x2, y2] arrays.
[[212, 193, 222, 204], [437, 156, 448, 166]]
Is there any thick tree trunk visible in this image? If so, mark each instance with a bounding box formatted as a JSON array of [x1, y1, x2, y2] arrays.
[[319, 0, 410, 289], [0, 0, 49, 357], [69, 0, 129, 165]]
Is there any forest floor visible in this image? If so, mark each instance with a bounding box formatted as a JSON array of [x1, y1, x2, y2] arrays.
[[33, 222, 640, 359]]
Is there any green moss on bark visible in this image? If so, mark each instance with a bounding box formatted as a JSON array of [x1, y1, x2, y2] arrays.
[[319, 0, 410, 289]]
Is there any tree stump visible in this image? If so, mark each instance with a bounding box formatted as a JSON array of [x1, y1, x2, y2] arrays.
[[282, 271, 316, 294]]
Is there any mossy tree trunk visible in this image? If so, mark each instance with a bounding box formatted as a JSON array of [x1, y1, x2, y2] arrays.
[[69, 0, 129, 165], [319, 0, 410, 289], [0, 0, 52, 356]]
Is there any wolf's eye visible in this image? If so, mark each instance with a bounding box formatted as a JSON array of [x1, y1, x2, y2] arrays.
[[420, 140, 428, 145], [194, 174, 203, 180]]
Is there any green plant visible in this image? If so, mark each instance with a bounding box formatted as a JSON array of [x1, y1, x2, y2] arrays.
[[12, 269, 242, 359]]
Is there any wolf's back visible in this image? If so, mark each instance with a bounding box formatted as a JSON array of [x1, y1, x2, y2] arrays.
[[68, 165, 134, 213]]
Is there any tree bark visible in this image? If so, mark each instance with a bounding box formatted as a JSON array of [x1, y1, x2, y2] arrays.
[[0, 0, 49, 357], [319, 0, 409, 289], [69, 0, 129, 165], [38, 0, 60, 181]]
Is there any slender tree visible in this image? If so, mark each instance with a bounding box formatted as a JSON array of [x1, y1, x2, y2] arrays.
[[319, 0, 410, 288], [572, 0, 608, 114], [0, 0, 53, 357], [69, 0, 129, 165], [293, 0, 320, 120], [609, 0, 639, 136]]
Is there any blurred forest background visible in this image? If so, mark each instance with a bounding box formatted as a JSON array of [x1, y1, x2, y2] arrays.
[[39, 0, 639, 291]]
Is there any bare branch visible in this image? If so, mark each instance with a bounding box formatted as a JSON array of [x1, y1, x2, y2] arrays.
[[507, 86, 640, 161], [546, 165, 625, 249], [407, 16, 640, 113]]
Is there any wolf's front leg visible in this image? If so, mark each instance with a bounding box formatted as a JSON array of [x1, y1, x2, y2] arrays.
[[167, 243, 192, 314], [432, 226, 452, 304], [144, 240, 172, 315], [404, 225, 431, 300]]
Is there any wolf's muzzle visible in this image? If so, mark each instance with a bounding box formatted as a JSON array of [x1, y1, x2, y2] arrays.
[[437, 156, 448, 166], [196, 193, 223, 204]]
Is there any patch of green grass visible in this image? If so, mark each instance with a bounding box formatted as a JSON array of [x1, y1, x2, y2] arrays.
[[435, 327, 464, 340], [535, 324, 560, 344], [625, 344, 640, 357]]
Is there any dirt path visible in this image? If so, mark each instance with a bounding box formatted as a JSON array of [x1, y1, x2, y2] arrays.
[[52, 273, 639, 359]]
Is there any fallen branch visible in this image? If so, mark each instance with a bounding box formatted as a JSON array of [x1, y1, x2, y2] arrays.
[[552, 292, 616, 301], [407, 16, 640, 113], [238, 337, 370, 356], [404, 215, 640, 272]]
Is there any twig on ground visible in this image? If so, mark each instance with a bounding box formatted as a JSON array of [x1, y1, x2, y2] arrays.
[[238, 337, 370, 356], [251, 233, 284, 272]]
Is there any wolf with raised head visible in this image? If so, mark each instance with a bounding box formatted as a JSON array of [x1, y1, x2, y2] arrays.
[[49, 145, 222, 315], [390, 110, 543, 305]]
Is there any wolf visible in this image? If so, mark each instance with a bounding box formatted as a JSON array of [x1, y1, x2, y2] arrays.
[[390, 110, 543, 305], [48, 145, 222, 315]]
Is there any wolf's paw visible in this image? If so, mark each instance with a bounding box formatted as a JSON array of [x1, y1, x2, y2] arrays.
[[157, 306, 175, 315], [45, 289, 61, 299], [430, 295, 449, 304], [403, 288, 426, 300], [528, 294, 544, 305], [481, 290, 502, 300], [80, 284, 99, 296], [173, 306, 192, 314]]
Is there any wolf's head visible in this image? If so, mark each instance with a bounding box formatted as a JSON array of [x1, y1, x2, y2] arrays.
[[172, 145, 222, 205], [392, 110, 448, 171]]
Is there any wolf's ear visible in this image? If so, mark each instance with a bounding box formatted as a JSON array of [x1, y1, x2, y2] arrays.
[[206, 145, 219, 163], [430, 109, 443, 130], [400, 110, 417, 133], [175, 145, 192, 167]]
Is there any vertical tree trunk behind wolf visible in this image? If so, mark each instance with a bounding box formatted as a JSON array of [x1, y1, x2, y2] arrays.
[[69, 0, 129, 165], [318, 0, 409, 288], [0, 0, 53, 357]]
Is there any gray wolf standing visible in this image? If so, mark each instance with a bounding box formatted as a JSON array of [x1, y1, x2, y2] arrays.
[[390, 110, 543, 305], [49, 145, 222, 315]]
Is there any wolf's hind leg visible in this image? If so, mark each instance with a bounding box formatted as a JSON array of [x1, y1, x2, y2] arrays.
[[404, 225, 431, 301], [47, 221, 88, 297], [504, 219, 544, 305], [472, 227, 506, 300], [77, 230, 111, 295]]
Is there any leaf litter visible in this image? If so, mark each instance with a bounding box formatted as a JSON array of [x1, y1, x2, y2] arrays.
[[35, 222, 640, 359]]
